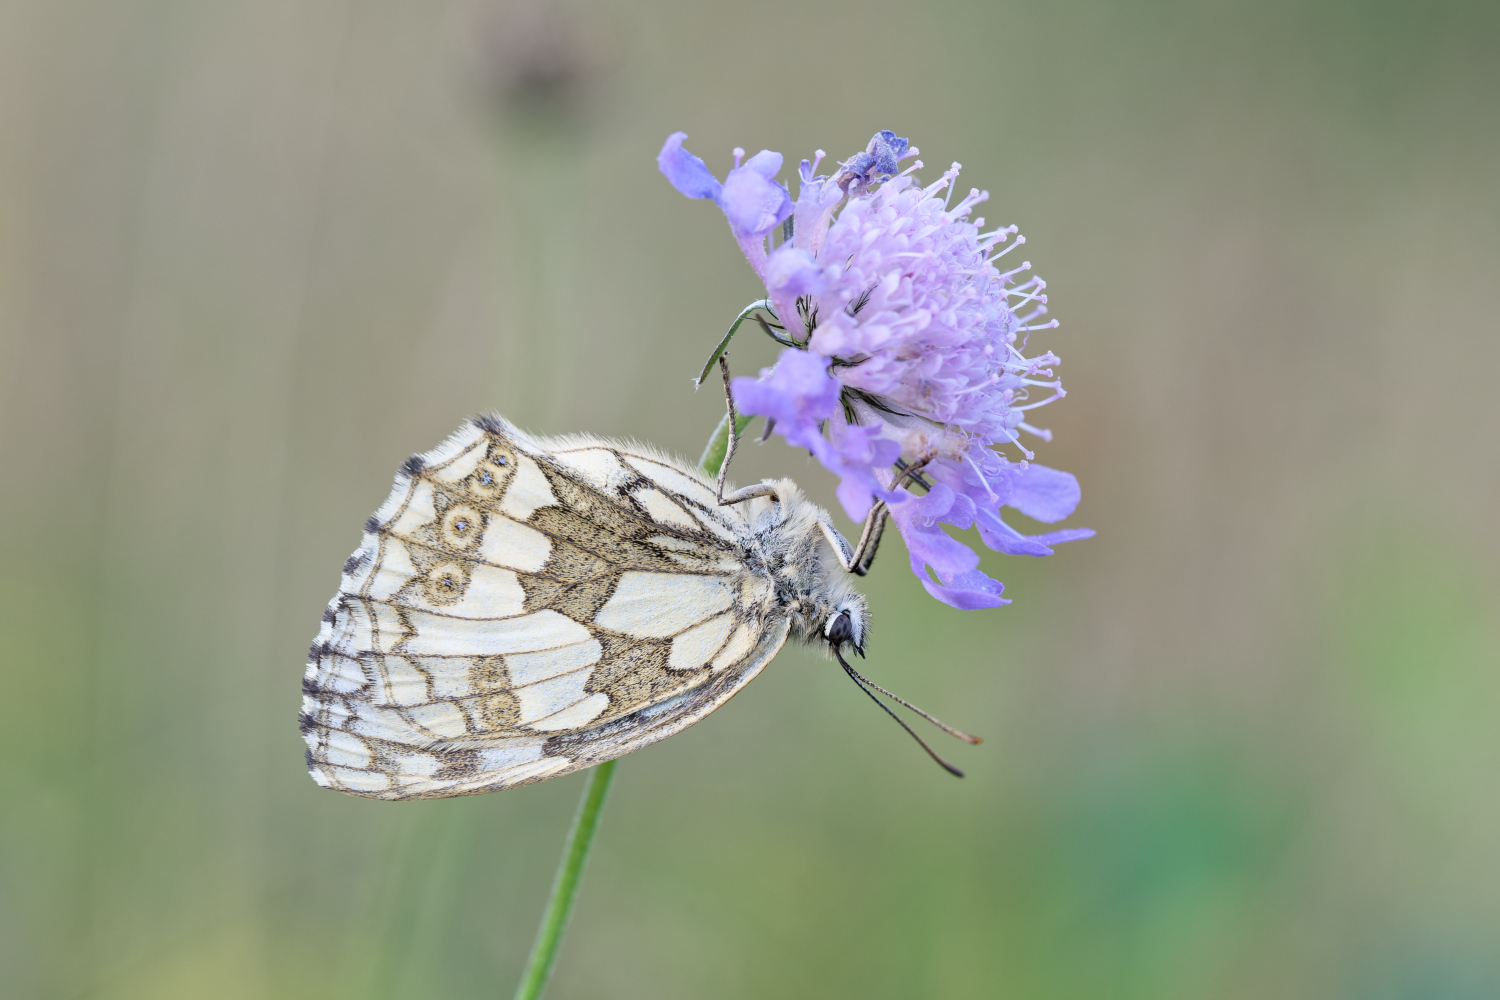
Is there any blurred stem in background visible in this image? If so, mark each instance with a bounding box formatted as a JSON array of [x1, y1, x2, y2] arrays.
[[483, 2, 616, 428], [504, 132, 583, 427]]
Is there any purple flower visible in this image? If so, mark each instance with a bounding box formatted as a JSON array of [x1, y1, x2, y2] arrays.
[[664, 128, 1092, 609]]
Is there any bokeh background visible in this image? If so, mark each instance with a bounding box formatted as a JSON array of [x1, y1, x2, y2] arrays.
[[3, 0, 1498, 997]]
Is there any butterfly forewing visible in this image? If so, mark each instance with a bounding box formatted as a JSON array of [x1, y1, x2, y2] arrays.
[[302, 417, 788, 799]]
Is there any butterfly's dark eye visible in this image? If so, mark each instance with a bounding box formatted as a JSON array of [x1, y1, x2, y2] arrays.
[[826, 611, 855, 647]]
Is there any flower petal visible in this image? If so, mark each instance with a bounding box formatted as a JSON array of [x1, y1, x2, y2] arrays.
[[657, 132, 721, 200], [827, 422, 900, 522], [719, 152, 793, 236], [791, 164, 847, 257], [741, 149, 784, 178], [764, 244, 825, 337], [764, 244, 825, 298], [887, 488, 1008, 608], [919, 568, 1009, 610], [1005, 464, 1081, 523], [975, 507, 1095, 556], [731, 349, 839, 428]]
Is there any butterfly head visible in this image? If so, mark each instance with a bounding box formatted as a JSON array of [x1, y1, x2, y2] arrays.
[[823, 604, 867, 657]]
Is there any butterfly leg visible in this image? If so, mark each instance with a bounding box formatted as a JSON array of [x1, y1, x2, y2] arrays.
[[847, 502, 890, 576], [814, 512, 857, 572], [716, 354, 779, 507], [845, 458, 926, 574]]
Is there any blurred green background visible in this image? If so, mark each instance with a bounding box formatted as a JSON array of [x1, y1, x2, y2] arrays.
[[3, 0, 1498, 997]]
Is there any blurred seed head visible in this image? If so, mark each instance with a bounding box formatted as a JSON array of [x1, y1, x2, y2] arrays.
[[475, 2, 619, 130]]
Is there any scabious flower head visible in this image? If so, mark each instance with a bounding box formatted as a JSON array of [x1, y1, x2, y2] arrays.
[[660, 129, 1092, 609]]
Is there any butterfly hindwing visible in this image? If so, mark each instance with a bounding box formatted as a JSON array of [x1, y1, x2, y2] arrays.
[[302, 416, 787, 799]]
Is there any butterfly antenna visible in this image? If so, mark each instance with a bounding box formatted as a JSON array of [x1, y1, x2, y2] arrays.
[[836, 650, 968, 778], [838, 654, 982, 744]]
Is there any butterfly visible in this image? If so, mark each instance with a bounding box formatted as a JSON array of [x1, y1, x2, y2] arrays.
[[301, 380, 976, 799]]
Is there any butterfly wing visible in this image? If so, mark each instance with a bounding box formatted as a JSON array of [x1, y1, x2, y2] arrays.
[[301, 416, 788, 800]]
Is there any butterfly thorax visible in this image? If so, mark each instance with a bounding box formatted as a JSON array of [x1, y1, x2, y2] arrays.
[[737, 480, 869, 655]]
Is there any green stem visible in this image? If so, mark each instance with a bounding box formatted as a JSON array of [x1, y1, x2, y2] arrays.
[[512, 760, 617, 1000], [512, 414, 736, 999]]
